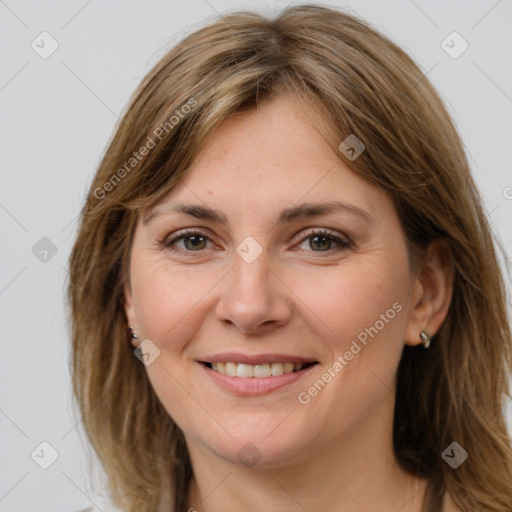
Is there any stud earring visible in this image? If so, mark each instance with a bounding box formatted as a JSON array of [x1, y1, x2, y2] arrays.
[[420, 330, 431, 349], [128, 327, 139, 339]]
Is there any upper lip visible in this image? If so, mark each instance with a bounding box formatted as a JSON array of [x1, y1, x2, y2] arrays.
[[199, 353, 318, 365]]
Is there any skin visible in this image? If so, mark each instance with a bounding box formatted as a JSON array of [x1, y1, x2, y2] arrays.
[[124, 94, 455, 512]]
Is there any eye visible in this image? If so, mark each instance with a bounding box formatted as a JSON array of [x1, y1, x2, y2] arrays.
[[162, 229, 213, 252], [295, 228, 351, 253], [161, 227, 352, 255]]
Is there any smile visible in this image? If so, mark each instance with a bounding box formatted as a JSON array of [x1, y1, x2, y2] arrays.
[[199, 356, 319, 396], [204, 361, 316, 378]]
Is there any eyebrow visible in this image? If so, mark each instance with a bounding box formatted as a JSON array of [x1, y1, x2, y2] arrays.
[[143, 200, 372, 226]]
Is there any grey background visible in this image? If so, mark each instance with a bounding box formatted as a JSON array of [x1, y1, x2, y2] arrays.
[[1, 0, 511, 510]]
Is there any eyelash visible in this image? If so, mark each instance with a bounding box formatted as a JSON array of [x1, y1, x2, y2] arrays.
[[161, 228, 352, 255]]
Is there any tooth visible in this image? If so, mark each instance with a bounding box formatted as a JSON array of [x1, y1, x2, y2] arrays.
[[225, 362, 237, 377], [254, 364, 271, 378], [270, 363, 284, 376], [284, 363, 295, 373], [212, 361, 306, 377], [237, 363, 254, 378]]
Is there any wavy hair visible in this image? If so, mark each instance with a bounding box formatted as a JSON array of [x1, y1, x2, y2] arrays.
[[67, 4, 512, 511]]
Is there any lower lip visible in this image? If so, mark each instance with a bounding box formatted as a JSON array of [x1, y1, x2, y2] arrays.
[[199, 363, 317, 396]]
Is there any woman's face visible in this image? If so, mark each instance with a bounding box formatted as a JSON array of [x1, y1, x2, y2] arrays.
[[124, 94, 425, 467]]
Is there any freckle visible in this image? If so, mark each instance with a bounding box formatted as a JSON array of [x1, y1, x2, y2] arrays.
[[207, 190, 212, 194]]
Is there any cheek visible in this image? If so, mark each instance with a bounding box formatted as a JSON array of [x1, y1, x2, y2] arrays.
[[294, 258, 408, 350], [290, 260, 409, 432], [130, 258, 207, 347]]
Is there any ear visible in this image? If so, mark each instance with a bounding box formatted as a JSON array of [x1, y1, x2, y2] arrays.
[[123, 280, 140, 347], [404, 239, 454, 347]]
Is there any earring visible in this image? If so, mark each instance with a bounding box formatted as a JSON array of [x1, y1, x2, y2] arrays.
[[128, 327, 139, 339], [420, 330, 431, 349]]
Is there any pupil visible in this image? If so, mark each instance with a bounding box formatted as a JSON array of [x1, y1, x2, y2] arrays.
[[311, 236, 330, 251], [186, 236, 205, 250]]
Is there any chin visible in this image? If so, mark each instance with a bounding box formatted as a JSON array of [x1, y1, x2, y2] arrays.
[[186, 412, 320, 469]]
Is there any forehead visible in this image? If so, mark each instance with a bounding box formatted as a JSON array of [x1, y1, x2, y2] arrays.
[[141, 93, 392, 227]]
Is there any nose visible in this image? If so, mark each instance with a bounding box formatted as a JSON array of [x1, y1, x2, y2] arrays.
[[215, 248, 293, 335]]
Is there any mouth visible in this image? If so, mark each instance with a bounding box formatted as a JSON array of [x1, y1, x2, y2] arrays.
[[198, 355, 319, 396], [201, 361, 317, 377]]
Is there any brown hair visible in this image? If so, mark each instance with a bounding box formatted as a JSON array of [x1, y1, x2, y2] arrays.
[[67, 4, 512, 511]]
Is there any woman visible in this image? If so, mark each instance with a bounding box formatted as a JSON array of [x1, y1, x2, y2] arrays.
[[67, 4, 512, 512]]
